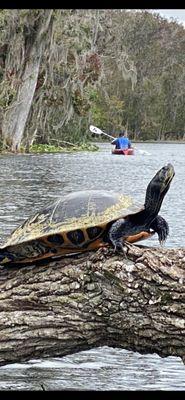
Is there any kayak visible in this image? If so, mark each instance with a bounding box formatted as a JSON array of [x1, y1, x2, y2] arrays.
[[112, 148, 134, 155]]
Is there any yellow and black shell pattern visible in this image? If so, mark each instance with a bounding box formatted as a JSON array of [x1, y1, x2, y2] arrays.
[[0, 190, 146, 265]]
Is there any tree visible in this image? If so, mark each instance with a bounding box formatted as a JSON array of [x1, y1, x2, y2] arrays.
[[0, 244, 184, 366], [1, 10, 54, 152]]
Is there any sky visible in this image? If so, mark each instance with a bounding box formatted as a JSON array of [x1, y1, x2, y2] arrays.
[[149, 9, 185, 27]]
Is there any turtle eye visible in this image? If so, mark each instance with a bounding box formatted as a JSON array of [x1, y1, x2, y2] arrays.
[[67, 229, 85, 244]]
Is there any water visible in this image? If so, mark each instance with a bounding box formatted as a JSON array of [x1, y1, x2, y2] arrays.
[[0, 142, 184, 390]]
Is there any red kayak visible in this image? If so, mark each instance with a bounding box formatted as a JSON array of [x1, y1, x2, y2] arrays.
[[112, 148, 134, 155]]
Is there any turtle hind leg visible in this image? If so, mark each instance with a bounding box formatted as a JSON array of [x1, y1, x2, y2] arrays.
[[0, 250, 16, 265], [150, 215, 169, 245]]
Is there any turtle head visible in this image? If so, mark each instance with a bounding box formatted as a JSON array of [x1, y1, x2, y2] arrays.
[[145, 163, 175, 216]]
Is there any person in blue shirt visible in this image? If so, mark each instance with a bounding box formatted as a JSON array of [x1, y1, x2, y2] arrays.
[[111, 130, 132, 150]]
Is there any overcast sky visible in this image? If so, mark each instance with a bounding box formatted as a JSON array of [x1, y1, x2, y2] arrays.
[[149, 9, 185, 27]]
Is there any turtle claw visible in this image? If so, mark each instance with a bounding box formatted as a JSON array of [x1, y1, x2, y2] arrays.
[[113, 240, 128, 258], [158, 224, 169, 245]]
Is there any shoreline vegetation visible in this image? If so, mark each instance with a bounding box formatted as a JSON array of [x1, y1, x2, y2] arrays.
[[0, 139, 185, 154], [0, 142, 99, 154]]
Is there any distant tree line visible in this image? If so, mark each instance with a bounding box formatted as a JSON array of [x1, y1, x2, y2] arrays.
[[0, 9, 184, 152]]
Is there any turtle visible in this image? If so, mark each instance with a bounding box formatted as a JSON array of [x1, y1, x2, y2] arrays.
[[0, 163, 174, 266]]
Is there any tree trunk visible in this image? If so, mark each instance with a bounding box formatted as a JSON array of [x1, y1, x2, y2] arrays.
[[2, 10, 53, 152], [0, 244, 184, 367]]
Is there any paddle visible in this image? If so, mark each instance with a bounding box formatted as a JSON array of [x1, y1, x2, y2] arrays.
[[89, 125, 150, 155], [89, 125, 115, 139]]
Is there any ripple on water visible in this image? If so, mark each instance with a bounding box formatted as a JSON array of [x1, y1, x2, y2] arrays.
[[0, 348, 184, 390]]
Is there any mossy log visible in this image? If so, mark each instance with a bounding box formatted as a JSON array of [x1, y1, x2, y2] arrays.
[[0, 244, 184, 366]]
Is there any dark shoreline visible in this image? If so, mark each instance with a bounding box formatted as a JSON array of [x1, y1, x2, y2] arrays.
[[134, 140, 185, 144], [96, 140, 185, 144]]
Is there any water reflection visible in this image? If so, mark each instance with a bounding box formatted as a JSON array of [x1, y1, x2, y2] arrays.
[[0, 143, 184, 390]]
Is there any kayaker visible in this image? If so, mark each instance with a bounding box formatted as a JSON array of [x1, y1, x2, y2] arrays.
[[111, 130, 132, 150]]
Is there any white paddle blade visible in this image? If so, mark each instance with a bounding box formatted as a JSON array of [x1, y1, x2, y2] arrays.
[[89, 125, 103, 134]]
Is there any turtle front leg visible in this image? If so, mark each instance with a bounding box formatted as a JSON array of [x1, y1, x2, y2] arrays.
[[108, 218, 130, 253], [150, 215, 169, 245]]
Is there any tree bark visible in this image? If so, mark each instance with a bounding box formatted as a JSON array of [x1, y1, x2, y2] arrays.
[[0, 244, 184, 367], [2, 10, 53, 152]]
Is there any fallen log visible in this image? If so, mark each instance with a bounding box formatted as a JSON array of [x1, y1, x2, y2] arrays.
[[0, 244, 184, 366]]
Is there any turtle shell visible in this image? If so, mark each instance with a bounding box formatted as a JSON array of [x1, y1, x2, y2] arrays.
[[0, 190, 152, 264]]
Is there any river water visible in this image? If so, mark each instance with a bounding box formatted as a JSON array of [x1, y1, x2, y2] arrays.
[[0, 142, 184, 390]]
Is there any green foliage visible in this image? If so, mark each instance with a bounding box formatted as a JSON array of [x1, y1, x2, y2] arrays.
[[29, 142, 99, 153], [90, 90, 125, 133]]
